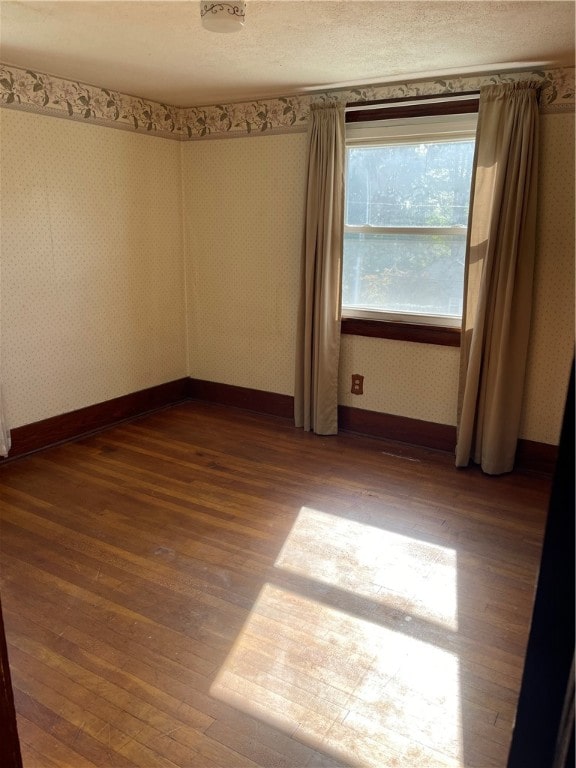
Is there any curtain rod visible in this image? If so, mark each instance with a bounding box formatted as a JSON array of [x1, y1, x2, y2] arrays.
[[345, 90, 480, 111]]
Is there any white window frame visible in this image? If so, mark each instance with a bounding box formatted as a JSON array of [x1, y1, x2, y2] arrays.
[[343, 112, 478, 328]]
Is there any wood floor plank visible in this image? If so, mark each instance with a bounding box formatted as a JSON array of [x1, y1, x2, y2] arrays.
[[13, 696, 137, 768], [0, 401, 550, 767], [0, 516, 247, 657], [19, 741, 63, 768], [1, 503, 251, 631], [10, 646, 201, 768], [5, 616, 214, 736]]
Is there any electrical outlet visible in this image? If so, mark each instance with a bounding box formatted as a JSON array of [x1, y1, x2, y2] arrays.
[[351, 374, 364, 395]]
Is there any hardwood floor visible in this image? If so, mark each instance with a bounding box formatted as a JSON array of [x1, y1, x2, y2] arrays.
[[0, 402, 551, 767]]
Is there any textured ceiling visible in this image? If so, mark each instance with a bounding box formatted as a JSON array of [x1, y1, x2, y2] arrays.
[[0, 0, 574, 107]]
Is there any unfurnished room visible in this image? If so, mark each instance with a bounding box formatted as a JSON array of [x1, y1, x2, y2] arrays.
[[0, 2, 574, 767]]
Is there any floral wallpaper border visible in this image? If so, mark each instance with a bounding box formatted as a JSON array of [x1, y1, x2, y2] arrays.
[[0, 65, 181, 139], [1, 62, 573, 141]]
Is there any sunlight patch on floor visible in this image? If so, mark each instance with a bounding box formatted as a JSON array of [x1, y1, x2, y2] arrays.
[[276, 506, 458, 630], [211, 507, 462, 767]]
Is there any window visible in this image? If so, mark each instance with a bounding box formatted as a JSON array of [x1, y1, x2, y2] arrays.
[[342, 107, 477, 343]]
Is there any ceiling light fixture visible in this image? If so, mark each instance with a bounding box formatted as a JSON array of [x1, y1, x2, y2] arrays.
[[201, 2, 246, 33]]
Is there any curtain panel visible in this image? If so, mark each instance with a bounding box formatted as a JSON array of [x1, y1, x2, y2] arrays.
[[0, 386, 10, 457], [294, 103, 345, 434], [456, 83, 539, 474]]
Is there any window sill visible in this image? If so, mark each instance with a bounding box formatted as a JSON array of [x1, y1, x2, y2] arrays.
[[341, 317, 461, 347]]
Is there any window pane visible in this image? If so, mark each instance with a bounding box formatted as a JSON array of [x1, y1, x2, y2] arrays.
[[346, 140, 475, 228], [342, 231, 467, 317], [343, 135, 475, 320]]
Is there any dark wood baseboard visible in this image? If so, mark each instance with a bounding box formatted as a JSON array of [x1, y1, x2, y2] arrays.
[[338, 405, 457, 452], [338, 405, 558, 475], [2, 378, 189, 462], [516, 438, 559, 478], [187, 378, 294, 419], [186, 380, 457, 452], [2, 377, 558, 476]]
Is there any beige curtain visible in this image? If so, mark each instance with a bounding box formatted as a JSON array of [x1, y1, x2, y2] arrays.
[[0, 385, 10, 457], [456, 83, 539, 474], [294, 103, 345, 434]]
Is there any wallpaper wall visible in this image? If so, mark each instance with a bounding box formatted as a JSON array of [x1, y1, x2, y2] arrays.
[[180, 130, 465, 425], [1, 109, 187, 429], [181, 133, 307, 394], [1, 63, 574, 446], [338, 337, 461, 426], [179, 115, 574, 442], [520, 111, 575, 444]]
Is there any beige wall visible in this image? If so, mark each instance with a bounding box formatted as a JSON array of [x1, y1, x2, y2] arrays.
[[1, 109, 187, 428], [181, 133, 307, 395], [181, 112, 574, 444], [180, 131, 461, 426], [1, 103, 573, 445], [338, 337, 461, 425], [520, 112, 575, 444]]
